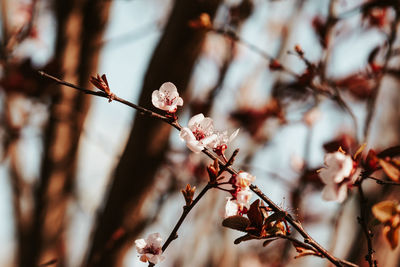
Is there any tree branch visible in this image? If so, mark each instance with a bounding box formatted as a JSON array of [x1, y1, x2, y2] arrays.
[[38, 72, 358, 267]]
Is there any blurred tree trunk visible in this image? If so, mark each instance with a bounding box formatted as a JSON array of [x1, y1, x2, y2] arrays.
[[18, 1, 110, 266], [85, 1, 222, 266], [347, 75, 400, 266]]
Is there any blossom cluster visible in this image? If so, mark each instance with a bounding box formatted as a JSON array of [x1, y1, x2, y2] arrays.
[[179, 113, 239, 154], [135, 83, 241, 264], [137, 82, 365, 265], [224, 171, 256, 217], [152, 82, 238, 154]]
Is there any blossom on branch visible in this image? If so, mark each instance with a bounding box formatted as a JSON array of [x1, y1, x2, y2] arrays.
[[319, 151, 357, 203], [135, 233, 165, 264], [211, 129, 239, 156], [179, 113, 217, 153], [152, 82, 183, 113], [223, 172, 256, 217], [236, 188, 253, 209], [235, 171, 256, 189]]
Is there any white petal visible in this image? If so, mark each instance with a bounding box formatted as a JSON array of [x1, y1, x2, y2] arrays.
[[147, 233, 163, 247], [202, 134, 218, 146], [135, 239, 147, 253], [321, 184, 337, 201], [176, 96, 184, 106], [159, 82, 177, 95], [225, 198, 239, 218], [229, 129, 240, 142], [236, 189, 253, 208], [319, 168, 335, 185], [151, 90, 162, 108], [188, 113, 205, 127], [179, 127, 196, 142], [322, 183, 347, 203], [336, 184, 348, 203], [186, 140, 204, 153], [148, 254, 165, 264], [199, 117, 214, 132]]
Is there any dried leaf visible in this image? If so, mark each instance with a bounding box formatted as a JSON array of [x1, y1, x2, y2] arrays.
[[291, 240, 322, 259], [266, 222, 286, 236], [379, 159, 400, 182], [372, 200, 398, 223], [384, 225, 399, 249], [222, 215, 250, 232]]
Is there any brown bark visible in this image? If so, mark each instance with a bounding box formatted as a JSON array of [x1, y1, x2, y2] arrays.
[[84, 1, 222, 266], [18, 1, 111, 266]]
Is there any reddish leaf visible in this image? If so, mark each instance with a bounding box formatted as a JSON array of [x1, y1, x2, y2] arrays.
[[263, 238, 278, 247], [323, 134, 357, 154], [365, 149, 379, 171], [222, 215, 250, 232], [247, 199, 263, 230], [377, 146, 400, 158], [335, 74, 375, 99], [264, 211, 287, 225], [234, 233, 257, 244]]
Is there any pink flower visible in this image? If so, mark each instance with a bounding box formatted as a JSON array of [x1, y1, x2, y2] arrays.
[[152, 82, 183, 113], [211, 129, 239, 155], [236, 188, 253, 209], [135, 233, 165, 264], [235, 171, 256, 189], [179, 113, 217, 153], [319, 151, 357, 203]]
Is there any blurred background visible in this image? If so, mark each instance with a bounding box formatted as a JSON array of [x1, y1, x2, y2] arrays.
[[0, 0, 399, 266]]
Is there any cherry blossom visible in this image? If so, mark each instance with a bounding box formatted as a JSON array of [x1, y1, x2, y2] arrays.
[[236, 188, 253, 209], [152, 82, 183, 113], [211, 129, 239, 155], [179, 113, 217, 153], [235, 171, 256, 189], [135, 233, 165, 264], [319, 151, 357, 203]]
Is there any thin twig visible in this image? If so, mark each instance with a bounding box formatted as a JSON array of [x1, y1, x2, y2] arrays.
[[210, 28, 298, 77], [148, 183, 213, 267], [39, 71, 358, 267]]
